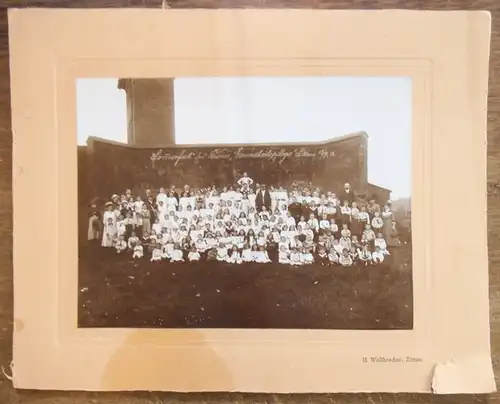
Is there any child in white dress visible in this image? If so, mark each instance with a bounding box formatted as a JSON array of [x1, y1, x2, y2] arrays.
[[300, 247, 314, 265], [228, 246, 242, 264], [358, 245, 373, 266], [115, 235, 127, 254], [170, 244, 184, 262], [374, 233, 390, 255], [187, 246, 201, 262], [216, 243, 230, 263], [241, 243, 253, 263], [371, 211, 384, 231], [254, 246, 272, 263]]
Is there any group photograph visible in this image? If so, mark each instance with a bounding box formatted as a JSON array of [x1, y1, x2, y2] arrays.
[[77, 76, 413, 330]]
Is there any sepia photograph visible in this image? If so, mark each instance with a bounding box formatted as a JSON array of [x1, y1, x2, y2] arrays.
[[77, 76, 413, 329]]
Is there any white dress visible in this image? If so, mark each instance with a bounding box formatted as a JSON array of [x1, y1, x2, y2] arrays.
[[241, 249, 253, 262], [132, 245, 144, 259], [101, 211, 117, 247]]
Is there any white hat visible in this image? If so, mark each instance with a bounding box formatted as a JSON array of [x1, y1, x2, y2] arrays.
[[344, 183, 350, 187], [105, 201, 113, 207]]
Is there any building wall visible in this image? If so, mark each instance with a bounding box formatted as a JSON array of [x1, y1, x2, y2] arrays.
[[80, 133, 370, 201]]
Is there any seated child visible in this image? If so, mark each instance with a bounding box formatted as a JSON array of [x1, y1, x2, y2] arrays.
[[328, 248, 339, 265], [329, 219, 339, 235], [332, 239, 344, 256], [205, 232, 218, 249], [289, 248, 302, 266], [339, 248, 354, 267], [187, 246, 201, 262], [115, 235, 127, 254], [372, 246, 385, 264], [340, 232, 352, 250], [228, 245, 242, 264], [170, 244, 184, 262], [216, 242, 230, 262], [300, 247, 314, 265], [254, 245, 272, 264], [278, 245, 290, 264], [349, 246, 358, 262], [340, 224, 351, 238], [241, 243, 253, 263], [127, 231, 139, 250], [278, 235, 289, 252], [162, 237, 174, 259], [374, 233, 390, 255], [358, 245, 373, 266], [132, 241, 144, 259], [150, 242, 163, 262], [319, 214, 330, 231], [195, 234, 208, 253], [362, 224, 376, 243], [315, 245, 329, 266]]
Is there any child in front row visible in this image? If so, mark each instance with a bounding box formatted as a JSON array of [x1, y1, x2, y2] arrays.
[[228, 245, 242, 264], [241, 243, 253, 262], [188, 246, 201, 262], [150, 242, 163, 262], [278, 245, 290, 264]]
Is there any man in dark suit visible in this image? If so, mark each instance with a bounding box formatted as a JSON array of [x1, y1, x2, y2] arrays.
[[338, 182, 355, 205], [255, 184, 272, 212]]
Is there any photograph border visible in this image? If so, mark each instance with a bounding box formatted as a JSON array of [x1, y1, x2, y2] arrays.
[[9, 9, 493, 393]]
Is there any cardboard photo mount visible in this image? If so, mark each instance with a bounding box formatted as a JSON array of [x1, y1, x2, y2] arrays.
[[8, 8, 494, 393]]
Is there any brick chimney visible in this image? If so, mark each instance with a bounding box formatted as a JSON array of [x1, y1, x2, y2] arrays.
[[117, 78, 176, 146]]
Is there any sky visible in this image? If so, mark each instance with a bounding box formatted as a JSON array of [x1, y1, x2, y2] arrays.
[[76, 76, 412, 198]]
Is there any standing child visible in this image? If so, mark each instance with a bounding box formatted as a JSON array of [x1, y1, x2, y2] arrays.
[[102, 202, 117, 248]]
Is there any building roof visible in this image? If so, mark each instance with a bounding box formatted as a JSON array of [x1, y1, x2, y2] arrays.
[[85, 131, 369, 150]]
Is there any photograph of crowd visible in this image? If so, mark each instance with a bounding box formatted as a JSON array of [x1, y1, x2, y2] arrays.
[[89, 178, 400, 268], [77, 76, 412, 330]]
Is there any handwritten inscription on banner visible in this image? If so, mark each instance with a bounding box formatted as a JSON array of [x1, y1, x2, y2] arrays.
[[150, 147, 336, 166]]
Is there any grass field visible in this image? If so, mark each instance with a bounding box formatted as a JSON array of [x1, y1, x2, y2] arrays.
[[78, 243, 413, 329]]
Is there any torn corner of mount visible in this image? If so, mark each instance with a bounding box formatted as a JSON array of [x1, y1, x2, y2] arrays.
[[431, 356, 497, 394]]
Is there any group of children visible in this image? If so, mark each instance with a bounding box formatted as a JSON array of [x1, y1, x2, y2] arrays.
[[87, 175, 398, 267]]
